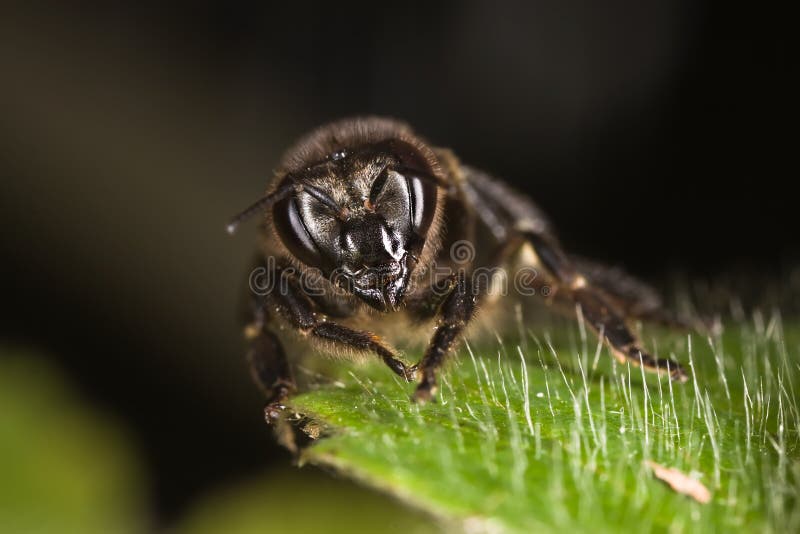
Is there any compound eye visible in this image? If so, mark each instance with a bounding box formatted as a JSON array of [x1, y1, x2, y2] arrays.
[[370, 169, 436, 241], [407, 173, 437, 237], [381, 140, 439, 237], [371, 170, 411, 237], [273, 193, 337, 272]]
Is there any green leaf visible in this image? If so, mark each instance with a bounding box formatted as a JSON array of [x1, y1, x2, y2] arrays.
[[0, 349, 148, 534], [288, 316, 800, 533]]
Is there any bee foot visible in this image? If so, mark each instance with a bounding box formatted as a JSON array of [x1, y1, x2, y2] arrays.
[[412, 381, 438, 404], [264, 402, 288, 424], [670, 365, 689, 383], [403, 363, 420, 382]]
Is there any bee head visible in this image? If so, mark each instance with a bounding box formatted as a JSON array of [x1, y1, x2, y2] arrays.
[[272, 136, 440, 311]]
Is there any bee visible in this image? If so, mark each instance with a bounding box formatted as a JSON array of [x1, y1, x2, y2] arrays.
[[228, 117, 688, 421]]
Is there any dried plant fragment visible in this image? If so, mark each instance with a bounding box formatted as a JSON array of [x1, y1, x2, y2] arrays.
[[645, 461, 711, 504]]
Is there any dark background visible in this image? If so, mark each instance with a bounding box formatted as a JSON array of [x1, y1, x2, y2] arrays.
[[0, 1, 794, 526]]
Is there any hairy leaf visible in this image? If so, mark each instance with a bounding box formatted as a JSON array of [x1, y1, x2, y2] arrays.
[[288, 315, 800, 532]]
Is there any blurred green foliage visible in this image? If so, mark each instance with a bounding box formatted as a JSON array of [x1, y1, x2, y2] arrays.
[[0, 349, 148, 534], [177, 468, 439, 534], [0, 348, 438, 534]]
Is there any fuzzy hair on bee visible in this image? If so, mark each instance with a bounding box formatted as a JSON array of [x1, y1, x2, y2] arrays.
[[229, 116, 690, 420]]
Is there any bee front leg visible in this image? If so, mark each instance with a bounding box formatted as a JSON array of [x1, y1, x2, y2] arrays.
[[270, 269, 417, 382], [413, 272, 477, 403]]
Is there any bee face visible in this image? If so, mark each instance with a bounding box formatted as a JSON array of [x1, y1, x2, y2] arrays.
[[272, 140, 439, 311]]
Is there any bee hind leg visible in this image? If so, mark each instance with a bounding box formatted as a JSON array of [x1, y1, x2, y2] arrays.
[[462, 166, 690, 382], [568, 255, 706, 331], [523, 232, 689, 382]]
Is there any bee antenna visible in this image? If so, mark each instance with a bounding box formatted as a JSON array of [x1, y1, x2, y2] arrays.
[[226, 181, 295, 235]]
